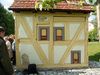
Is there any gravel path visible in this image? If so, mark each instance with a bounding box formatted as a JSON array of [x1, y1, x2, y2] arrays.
[[14, 68, 100, 75], [14, 61, 100, 75]]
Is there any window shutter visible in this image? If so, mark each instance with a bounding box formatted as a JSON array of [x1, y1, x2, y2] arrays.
[[54, 28, 56, 41], [62, 27, 64, 41]]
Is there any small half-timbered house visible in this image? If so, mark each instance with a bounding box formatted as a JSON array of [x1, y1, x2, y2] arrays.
[[9, 0, 93, 69]]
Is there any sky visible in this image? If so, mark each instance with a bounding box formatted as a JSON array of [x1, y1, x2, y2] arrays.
[[0, 0, 14, 9], [89, 15, 96, 22]]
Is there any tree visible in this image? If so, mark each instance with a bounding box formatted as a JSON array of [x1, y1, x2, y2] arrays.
[[86, 0, 100, 42], [88, 18, 98, 41], [88, 0, 100, 42], [88, 27, 98, 41], [0, 3, 14, 35], [88, 14, 98, 42], [96, 0, 100, 42]]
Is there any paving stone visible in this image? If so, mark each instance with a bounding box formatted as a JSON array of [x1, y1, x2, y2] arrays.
[[14, 61, 100, 75], [39, 72, 46, 75], [57, 72, 64, 75], [79, 73, 85, 75], [46, 71, 55, 75]]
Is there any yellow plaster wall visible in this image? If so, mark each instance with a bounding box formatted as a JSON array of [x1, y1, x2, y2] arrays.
[[14, 12, 88, 69]]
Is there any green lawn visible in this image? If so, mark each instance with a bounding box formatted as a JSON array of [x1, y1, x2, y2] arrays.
[[88, 42, 100, 61]]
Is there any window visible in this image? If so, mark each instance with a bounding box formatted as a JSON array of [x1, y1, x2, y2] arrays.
[[71, 51, 81, 64], [54, 27, 64, 41], [38, 27, 49, 40]]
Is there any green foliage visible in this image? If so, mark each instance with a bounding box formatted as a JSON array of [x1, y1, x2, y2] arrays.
[[0, 3, 14, 35], [88, 12, 98, 42], [89, 0, 93, 3], [35, 0, 64, 10], [88, 27, 98, 42], [89, 52, 100, 61], [35, 0, 95, 11]]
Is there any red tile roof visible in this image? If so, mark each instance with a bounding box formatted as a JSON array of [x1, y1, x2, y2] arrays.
[[10, 0, 36, 9], [55, 1, 92, 11], [9, 0, 93, 12]]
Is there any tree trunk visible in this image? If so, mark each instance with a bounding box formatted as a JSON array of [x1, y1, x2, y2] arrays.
[[97, 4, 100, 42]]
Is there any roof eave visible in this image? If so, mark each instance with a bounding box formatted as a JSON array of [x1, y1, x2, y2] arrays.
[[9, 7, 94, 14]]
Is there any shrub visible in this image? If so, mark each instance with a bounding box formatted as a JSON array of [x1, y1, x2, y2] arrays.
[[88, 27, 98, 42]]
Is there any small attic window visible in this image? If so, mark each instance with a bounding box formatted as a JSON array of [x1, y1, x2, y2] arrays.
[[38, 26, 50, 41], [54, 27, 64, 41], [71, 51, 81, 64]]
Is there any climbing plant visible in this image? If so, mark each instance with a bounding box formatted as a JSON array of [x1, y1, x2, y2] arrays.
[[35, 0, 86, 11]]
